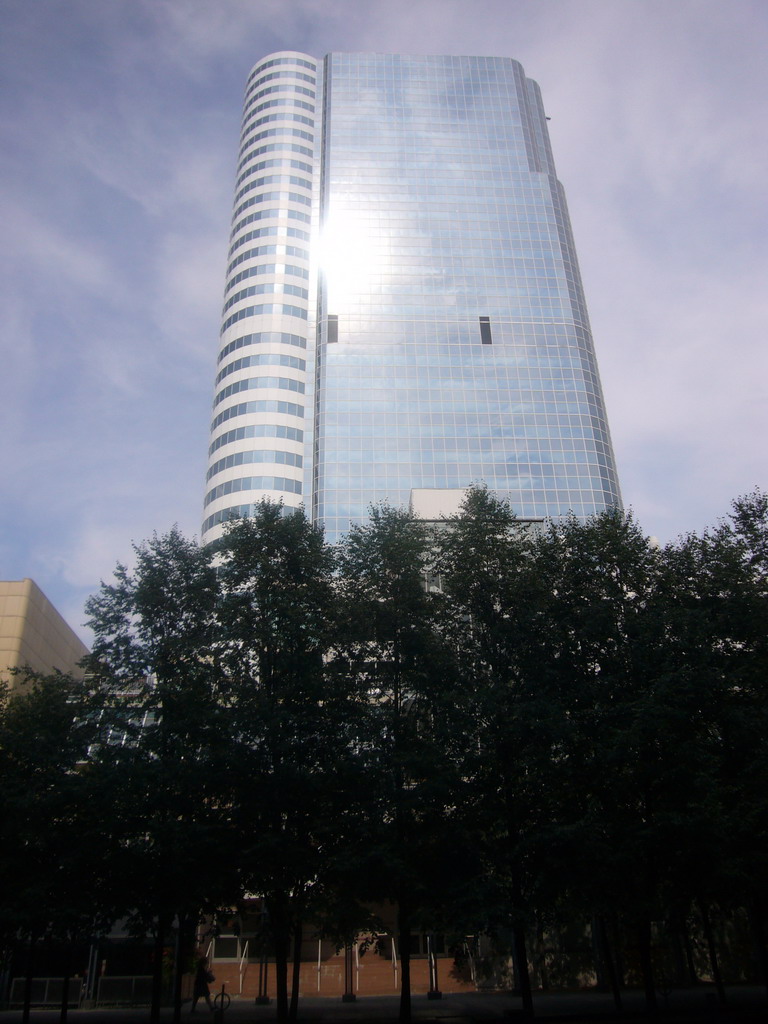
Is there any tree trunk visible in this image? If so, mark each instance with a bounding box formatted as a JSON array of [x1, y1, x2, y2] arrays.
[[637, 918, 658, 1015], [22, 937, 35, 1024], [670, 924, 688, 988], [698, 901, 727, 1007], [268, 894, 290, 1024], [591, 915, 606, 991], [534, 917, 548, 990], [288, 918, 302, 1022], [747, 892, 768, 999], [398, 903, 412, 1023], [682, 922, 698, 987], [511, 921, 534, 1019], [150, 914, 168, 1024], [510, 871, 533, 1020], [672, 907, 698, 986], [594, 915, 622, 1011], [611, 912, 625, 988], [59, 944, 72, 1024], [172, 912, 187, 1024]]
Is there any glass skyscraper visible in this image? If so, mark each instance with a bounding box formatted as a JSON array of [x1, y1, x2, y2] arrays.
[[202, 52, 621, 545]]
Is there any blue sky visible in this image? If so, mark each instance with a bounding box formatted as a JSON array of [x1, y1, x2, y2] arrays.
[[1, 0, 766, 642]]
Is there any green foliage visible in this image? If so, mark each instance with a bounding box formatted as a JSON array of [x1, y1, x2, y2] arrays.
[[335, 504, 470, 914], [83, 528, 230, 930], [0, 672, 104, 943], [3, 489, 768, 1007]]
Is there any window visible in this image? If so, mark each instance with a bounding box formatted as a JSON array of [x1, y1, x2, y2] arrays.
[[479, 316, 492, 345]]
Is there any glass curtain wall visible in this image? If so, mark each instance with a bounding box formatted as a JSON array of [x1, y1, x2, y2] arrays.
[[313, 53, 620, 540]]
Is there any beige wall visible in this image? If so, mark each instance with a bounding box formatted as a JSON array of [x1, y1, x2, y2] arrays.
[[410, 488, 468, 520], [0, 579, 89, 691]]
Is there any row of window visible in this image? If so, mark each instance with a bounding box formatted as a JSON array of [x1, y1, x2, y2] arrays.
[[316, 322, 594, 344], [234, 171, 313, 205], [223, 281, 308, 315], [323, 163, 550, 184], [247, 56, 316, 89], [319, 426, 610, 447], [215, 376, 306, 408], [221, 303, 308, 333], [312, 405, 607, 431], [255, 83, 314, 102], [228, 224, 311, 259], [315, 459, 605, 483], [236, 157, 313, 190], [207, 448, 303, 482], [244, 82, 315, 117], [209, 423, 304, 456], [211, 399, 305, 432], [225, 262, 308, 295], [205, 475, 303, 508], [216, 352, 306, 385], [319, 395, 603, 418], [237, 127, 315, 170], [242, 97, 315, 137], [244, 68, 316, 104], [238, 112, 315, 156], [317, 509, 606, 544], [319, 398, 603, 417], [319, 379, 601, 403], [218, 330, 308, 364], [323, 175, 556, 199], [233, 188, 312, 221], [318, 318, 494, 351], [322, 300, 577, 319], [309, 442, 607, 463], [227, 243, 309, 276], [203, 498, 303, 535], [230, 206, 311, 243], [236, 144, 314, 184], [316, 473, 612, 495]]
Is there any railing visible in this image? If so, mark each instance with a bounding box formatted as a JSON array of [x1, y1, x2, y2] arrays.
[[238, 940, 249, 994], [96, 975, 152, 1006], [317, 939, 322, 992], [9, 977, 83, 1008], [391, 937, 398, 990], [426, 935, 440, 996], [464, 940, 477, 985]]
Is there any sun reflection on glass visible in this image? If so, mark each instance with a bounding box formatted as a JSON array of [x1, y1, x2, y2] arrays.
[[317, 208, 383, 310]]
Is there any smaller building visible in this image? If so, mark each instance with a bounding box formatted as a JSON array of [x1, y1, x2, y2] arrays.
[[0, 578, 89, 691]]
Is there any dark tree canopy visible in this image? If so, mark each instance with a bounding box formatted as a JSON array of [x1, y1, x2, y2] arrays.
[[3, 490, 768, 1021]]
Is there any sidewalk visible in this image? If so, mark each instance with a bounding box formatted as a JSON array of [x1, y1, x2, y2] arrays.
[[0, 986, 766, 1023]]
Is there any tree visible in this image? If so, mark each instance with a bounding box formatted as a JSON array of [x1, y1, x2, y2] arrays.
[[12, 485, 764, 1020], [692, 491, 768, 996], [84, 527, 230, 1023], [335, 504, 467, 1023], [437, 486, 555, 1018], [0, 671, 103, 1021], [214, 503, 344, 1024]]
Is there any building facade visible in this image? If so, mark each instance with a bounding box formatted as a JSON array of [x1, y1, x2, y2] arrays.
[[0, 579, 89, 691], [202, 52, 621, 545]]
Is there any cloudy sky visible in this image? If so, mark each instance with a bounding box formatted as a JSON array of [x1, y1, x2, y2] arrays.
[[1, 0, 766, 641]]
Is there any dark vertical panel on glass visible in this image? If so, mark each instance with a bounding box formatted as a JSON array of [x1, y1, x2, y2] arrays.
[[479, 316, 492, 345], [327, 314, 338, 343]]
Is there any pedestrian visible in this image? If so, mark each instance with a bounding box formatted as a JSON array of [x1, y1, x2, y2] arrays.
[[191, 956, 214, 1013]]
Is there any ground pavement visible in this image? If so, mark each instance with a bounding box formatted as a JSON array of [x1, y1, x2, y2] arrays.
[[0, 986, 766, 1023]]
